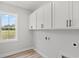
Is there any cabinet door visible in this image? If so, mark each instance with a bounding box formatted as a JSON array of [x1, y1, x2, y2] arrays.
[[68, 2, 73, 28], [29, 11, 37, 29], [29, 14, 33, 29], [32, 11, 37, 29], [53, 1, 69, 29], [43, 3, 51, 29], [37, 7, 44, 29], [73, 2, 79, 29]]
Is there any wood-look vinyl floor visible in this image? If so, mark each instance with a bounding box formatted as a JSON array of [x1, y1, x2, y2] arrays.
[[4, 49, 42, 58]]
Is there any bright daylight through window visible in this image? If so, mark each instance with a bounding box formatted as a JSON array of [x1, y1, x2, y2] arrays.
[[0, 11, 16, 41]]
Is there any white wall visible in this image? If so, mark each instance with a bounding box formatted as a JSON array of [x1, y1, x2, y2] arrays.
[[33, 30, 79, 58], [0, 2, 33, 57]]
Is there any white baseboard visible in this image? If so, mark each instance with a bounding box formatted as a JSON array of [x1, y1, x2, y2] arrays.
[[0, 47, 34, 58], [34, 49, 48, 58]]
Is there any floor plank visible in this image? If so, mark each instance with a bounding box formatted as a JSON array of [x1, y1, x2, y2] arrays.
[[4, 49, 42, 58]]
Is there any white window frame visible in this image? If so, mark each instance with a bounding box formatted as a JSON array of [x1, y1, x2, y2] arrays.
[[0, 11, 18, 43]]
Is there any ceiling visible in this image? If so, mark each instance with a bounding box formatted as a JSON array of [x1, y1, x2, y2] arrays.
[[2, 1, 50, 12]]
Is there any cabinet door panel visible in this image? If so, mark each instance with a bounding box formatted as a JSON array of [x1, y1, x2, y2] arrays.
[[68, 2, 73, 28], [73, 2, 79, 28], [37, 7, 44, 29], [54, 1, 69, 29], [43, 3, 51, 29], [29, 11, 37, 29], [32, 12, 37, 29], [29, 14, 33, 29], [69, 2, 73, 20]]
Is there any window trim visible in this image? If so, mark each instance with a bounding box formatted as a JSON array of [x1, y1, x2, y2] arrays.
[[0, 12, 18, 43]]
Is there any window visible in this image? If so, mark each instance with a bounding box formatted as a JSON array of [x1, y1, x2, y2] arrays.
[[0, 11, 16, 42]]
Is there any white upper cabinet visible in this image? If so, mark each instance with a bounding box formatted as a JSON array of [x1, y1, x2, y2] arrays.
[[29, 3, 52, 30], [29, 1, 79, 30], [53, 1, 73, 29], [36, 3, 51, 29], [36, 6, 44, 29], [29, 13, 33, 29], [72, 2, 79, 29], [29, 11, 37, 30], [43, 3, 51, 29], [53, 1, 79, 29], [68, 2, 73, 28]]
